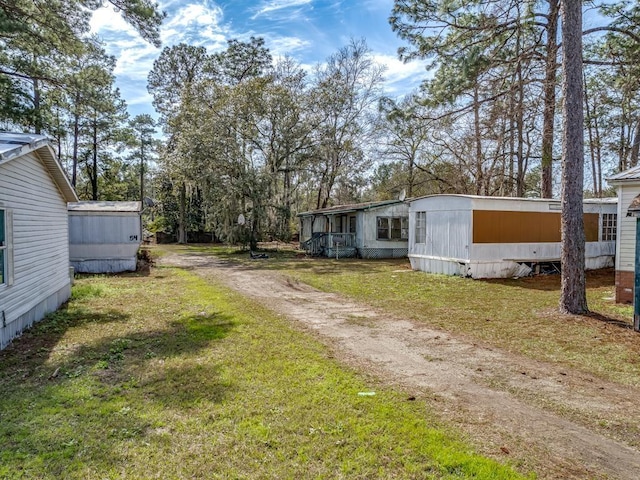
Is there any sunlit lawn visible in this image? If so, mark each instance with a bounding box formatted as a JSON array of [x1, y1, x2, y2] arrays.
[[0, 265, 530, 479], [168, 244, 640, 387]]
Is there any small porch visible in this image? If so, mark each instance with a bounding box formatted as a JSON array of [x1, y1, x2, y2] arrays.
[[301, 232, 357, 258]]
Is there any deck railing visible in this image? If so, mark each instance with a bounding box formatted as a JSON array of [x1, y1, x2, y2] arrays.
[[301, 232, 356, 256]]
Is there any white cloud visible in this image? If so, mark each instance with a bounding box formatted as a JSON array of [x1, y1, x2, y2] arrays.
[[372, 53, 430, 95], [251, 0, 313, 19], [89, 3, 233, 82], [89, 5, 138, 36], [162, 3, 227, 46], [266, 36, 310, 57], [87, 0, 427, 117], [125, 90, 154, 107]]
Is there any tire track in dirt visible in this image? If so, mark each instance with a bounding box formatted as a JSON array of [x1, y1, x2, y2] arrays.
[[161, 253, 640, 480]]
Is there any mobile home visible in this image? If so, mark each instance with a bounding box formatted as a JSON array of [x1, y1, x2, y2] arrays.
[[408, 195, 617, 279], [299, 200, 409, 259], [0, 133, 78, 349], [68, 201, 142, 273]]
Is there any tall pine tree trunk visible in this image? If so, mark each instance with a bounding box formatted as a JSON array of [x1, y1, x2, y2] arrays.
[[473, 85, 483, 195], [541, 0, 559, 198], [32, 78, 42, 135], [594, 118, 603, 196], [91, 120, 98, 200], [178, 182, 187, 244], [71, 101, 80, 187], [560, 0, 587, 314], [516, 58, 525, 197], [140, 141, 145, 203], [629, 117, 640, 168], [584, 73, 598, 195]]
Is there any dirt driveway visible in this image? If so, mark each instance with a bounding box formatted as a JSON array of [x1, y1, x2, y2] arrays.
[[160, 252, 640, 480]]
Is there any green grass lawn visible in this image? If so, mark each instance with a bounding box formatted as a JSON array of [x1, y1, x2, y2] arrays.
[[168, 244, 640, 387], [0, 266, 530, 479]]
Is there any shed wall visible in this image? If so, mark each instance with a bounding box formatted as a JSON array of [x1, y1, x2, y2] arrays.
[[69, 213, 141, 273], [0, 152, 71, 348]]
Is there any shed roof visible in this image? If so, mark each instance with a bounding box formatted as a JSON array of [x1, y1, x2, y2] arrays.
[[607, 165, 640, 184], [298, 199, 404, 217], [68, 201, 142, 213], [0, 132, 78, 202]]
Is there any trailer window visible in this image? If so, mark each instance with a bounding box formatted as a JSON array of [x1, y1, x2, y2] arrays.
[[377, 217, 389, 239], [349, 216, 356, 233], [415, 212, 426, 244], [601, 213, 617, 241], [377, 216, 409, 240], [390, 217, 402, 239]]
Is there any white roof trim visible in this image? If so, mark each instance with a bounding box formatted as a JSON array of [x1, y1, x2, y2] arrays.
[[68, 201, 142, 212], [0, 132, 78, 202], [607, 165, 640, 183]]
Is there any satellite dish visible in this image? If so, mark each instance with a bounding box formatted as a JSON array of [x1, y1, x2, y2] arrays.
[[398, 189, 406, 202], [237, 213, 246, 225]]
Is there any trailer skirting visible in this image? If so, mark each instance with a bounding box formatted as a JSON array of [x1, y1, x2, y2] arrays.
[[1, 283, 71, 350], [409, 254, 614, 279], [71, 257, 137, 273]]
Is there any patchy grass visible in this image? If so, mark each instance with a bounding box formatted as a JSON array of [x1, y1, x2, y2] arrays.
[[0, 266, 529, 479], [161, 244, 640, 387]]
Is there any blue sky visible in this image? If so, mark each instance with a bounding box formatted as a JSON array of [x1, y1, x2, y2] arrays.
[[89, 0, 429, 120]]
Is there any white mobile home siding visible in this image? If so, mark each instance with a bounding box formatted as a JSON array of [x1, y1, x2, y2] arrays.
[[409, 196, 472, 275], [409, 195, 616, 279], [615, 186, 637, 274], [0, 152, 72, 348], [299, 200, 409, 258], [609, 182, 640, 303], [358, 203, 409, 258]]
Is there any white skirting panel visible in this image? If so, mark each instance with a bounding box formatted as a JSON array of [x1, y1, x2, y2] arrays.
[[409, 254, 614, 279], [71, 258, 137, 273], [585, 255, 615, 270], [409, 255, 468, 276], [1, 283, 71, 350]]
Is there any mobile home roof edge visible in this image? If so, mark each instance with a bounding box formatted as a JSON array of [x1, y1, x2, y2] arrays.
[[297, 199, 405, 217], [607, 165, 640, 183], [0, 133, 77, 202], [408, 194, 616, 204], [68, 201, 142, 212]]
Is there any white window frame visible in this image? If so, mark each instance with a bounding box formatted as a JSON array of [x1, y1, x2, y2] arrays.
[[376, 216, 409, 241], [601, 213, 617, 242], [0, 209, 5, 286], [376, 217, 390, 240], [415, 212, 426, 244], [0, 208, 13, 287]]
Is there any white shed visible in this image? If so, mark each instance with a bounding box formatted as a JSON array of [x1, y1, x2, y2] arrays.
[[0, 132, 78, 350], [299, 200, 409, 258], [68, 201, 142, 273], [408, 194, 617, 279], [607, 166, 640, 303]]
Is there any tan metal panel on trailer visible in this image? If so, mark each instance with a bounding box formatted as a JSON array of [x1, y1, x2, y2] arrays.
[[473, 210, 599, 243]]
